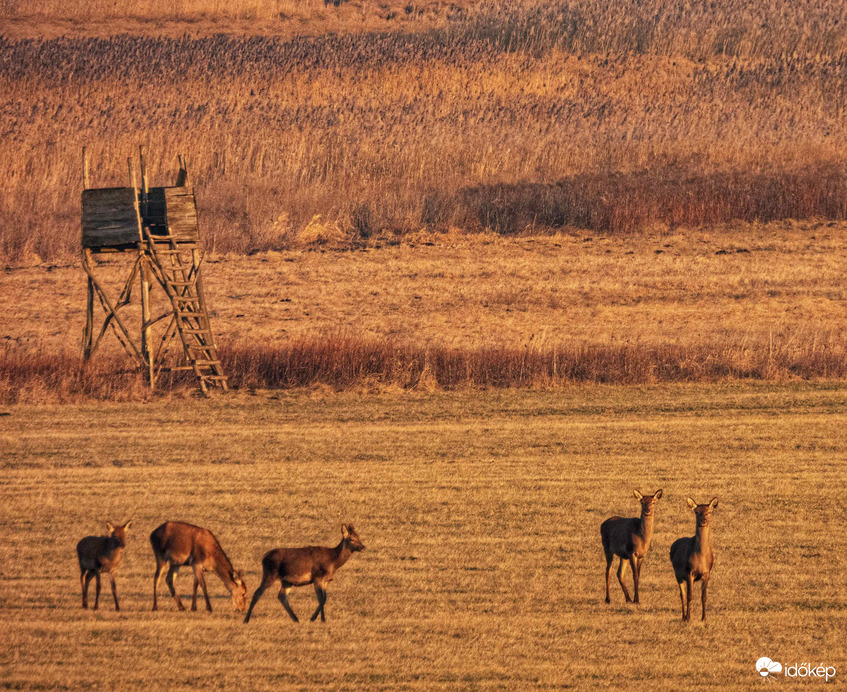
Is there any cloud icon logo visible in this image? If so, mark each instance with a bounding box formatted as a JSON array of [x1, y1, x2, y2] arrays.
[[757, 658, 783, 677]]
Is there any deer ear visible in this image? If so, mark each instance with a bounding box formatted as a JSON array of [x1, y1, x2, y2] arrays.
[[341, 525, 349, 538], [653, 489, 663, 500], [633, 490, 643, 500], [686, 497, 697, 509], [106, 522, 115, 533], [708, 497, 719, 509], [123, 520, 132, 531]]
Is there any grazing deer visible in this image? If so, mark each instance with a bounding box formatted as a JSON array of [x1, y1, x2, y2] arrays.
[[670, 497, 717, 621], [244, 524, 365, 624], [150, 521, 247, 613], [601, 489, 663, 604], [76, 520, 131, 611]]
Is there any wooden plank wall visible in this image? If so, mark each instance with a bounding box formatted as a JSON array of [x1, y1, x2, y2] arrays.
[[82, 186, 199, 250], [81, 188, 139, 248]]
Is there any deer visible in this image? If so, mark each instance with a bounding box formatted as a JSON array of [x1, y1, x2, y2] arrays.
[[600, 489, 663, 604], [150, 521, 247, 613], [76, 520, 131, 611], [243, 524, 365, 624], [670, 497, 718, 621]]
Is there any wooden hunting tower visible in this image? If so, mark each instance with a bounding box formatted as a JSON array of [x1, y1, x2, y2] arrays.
[[80, 148, 227, 395]]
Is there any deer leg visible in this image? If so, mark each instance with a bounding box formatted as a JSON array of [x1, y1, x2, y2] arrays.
[[616, 558, 632, 602], [109, 572, 120, 611], [153, 561, 167, 611], [604, 553, 613, 603], [197, 569, 212, 612], [278, 585, 299, 623], [93, 572, 101, 610], [677, 579, 687, 621], [630, 556, 640, 604], [80, 570, 94, 608], [310, 582, 327, 622], [191, 575, 199, 611], [166, 567, 185, 611], [701, 575, 709, 621], [683, 576, 693, 622], [244, 572, 276, 624]]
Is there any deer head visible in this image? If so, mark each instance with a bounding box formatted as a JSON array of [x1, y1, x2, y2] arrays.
[[106, 520, 132, 547], [342, 524, 366, 552], [230, 570, 248, 611], [687, 497, 718, 527], [632, 489, 663, 516]]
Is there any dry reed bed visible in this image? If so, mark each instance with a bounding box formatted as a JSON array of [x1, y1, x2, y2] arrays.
[[2, 0, 846, 261], [4, 333, 847, 404], [4, 0, 847, 58]]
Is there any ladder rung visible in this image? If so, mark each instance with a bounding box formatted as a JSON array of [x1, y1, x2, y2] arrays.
[[142, 240, 228, 392]]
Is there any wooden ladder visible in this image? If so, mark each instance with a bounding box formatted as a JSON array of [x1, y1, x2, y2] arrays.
[[144, 230, 228, 395]]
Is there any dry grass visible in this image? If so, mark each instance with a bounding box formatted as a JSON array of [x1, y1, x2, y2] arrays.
[[1, 385, 845, 688], [3, 223, 847, 402], [1, 0, 846, 262]]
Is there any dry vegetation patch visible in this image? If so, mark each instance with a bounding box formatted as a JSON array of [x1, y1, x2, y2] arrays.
[[2, 224, 847, 401]]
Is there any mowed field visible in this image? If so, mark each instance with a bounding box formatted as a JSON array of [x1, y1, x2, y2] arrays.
[[5, 222, 847, 353], [1, 384, 845, 689]]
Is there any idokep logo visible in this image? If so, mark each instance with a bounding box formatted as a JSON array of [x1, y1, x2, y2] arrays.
[[757, 658, 782, 678], [756, 657, 837, 682]]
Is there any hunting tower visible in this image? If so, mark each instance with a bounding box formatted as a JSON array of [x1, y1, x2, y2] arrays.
[[80, 147, 227, 395]]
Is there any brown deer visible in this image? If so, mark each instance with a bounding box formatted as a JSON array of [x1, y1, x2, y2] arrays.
[[243, 524, 365, 624], [150, 521, 247, 612], [601, 489, 663, 604], [670, 497, 717, 621], [76, 520, 131, 611]]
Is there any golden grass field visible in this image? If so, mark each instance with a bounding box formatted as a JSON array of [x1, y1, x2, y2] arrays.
[[1, 385, 845, 689], [5, 222, 847, 353], [4, 222, 847, 403]]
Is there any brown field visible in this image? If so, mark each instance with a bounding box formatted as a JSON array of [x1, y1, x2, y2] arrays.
[[1, 385, 845, 689]]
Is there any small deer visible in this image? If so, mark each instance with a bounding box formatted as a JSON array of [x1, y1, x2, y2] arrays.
[[670, 497, 718, 621], [76, 520, 131, 611], [150, 521, 247, 612], [244, 524, 365, 624], [601, 489, 663, 604]]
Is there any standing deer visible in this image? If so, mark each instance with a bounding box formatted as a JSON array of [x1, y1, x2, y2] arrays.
[[76, 520, 131, 611], [601, 489, 663, 604], [243, 524, 365, 624], [150, 521, 247, 612], [670, 497, 718, 621]]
